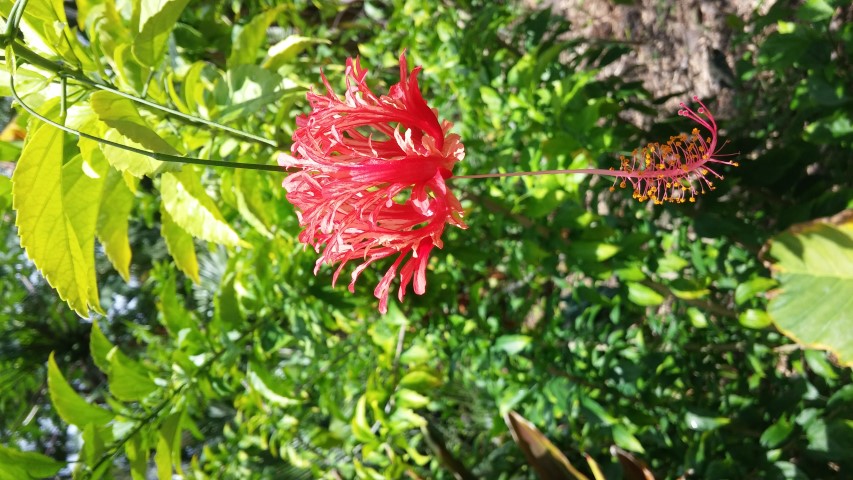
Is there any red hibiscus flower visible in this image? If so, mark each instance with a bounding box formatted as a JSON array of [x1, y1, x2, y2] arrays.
[[280, 53, 466, 313]]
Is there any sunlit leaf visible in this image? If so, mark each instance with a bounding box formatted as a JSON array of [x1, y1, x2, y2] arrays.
[[228, 5, 287, 67], [765, 210, 853, 366], [160, 205, 200, 283], [47, 352, 114, 427], [263, 35, 330, 70], [160, 168, 243, 246], [96, 168, 135, 280], [0, 444, 63, 480], [12, 123, 97, 316], [132, 0, 192, 67], [107, 347, 159, 402]]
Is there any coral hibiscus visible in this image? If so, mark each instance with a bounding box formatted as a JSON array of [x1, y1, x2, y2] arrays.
[[280, 53, 466, 313]]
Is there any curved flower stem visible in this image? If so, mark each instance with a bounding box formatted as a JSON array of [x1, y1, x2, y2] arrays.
[[6, 38, 279, 149], [452, 168, 620, 180], [7, 53, 284, 172]]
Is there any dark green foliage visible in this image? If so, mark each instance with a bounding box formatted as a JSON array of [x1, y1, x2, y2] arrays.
[[1, 0, 852, 479]]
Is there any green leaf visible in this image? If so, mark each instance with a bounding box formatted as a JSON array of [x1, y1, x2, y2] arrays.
[[760, 416, 794, 448], [739, 309, 772, 329], [0, 445, 64, 480], [160, 168, 243, 247], [107, 347, 159, 401], [0, 175, 11, 212], [90, 92, 181, 156], [765, 212, 853, 366], [351, 395, 376, 444], [395, 389, 430, 409], [89, 321, 115, 374], [612, 424, 645, 453], [263, 35, 330, 70], [213, 65, 300, 124], [494, 334, 532, 355], [97, 168, 135, 280], [399, 345, 431, 365], [132, 0, 192, 67], [228, 5, 287, 67], [796, 0, 835, 22], [12, 123, 98, 316], [684, 409, 731, 431], [155, 411, 184, 479], [399, 371, 442, 392], [735, 277, 778, 305], [125, 435, 149, 480], [246, 362, 299, 407], [160, 205, 200, 283], [47, 352, 114, 427], [566, 241, 620, 262], [627, 282, 664, 306], [687, 307, 709, 328]]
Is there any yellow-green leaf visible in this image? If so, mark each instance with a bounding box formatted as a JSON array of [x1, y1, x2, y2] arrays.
[[263, 35, 330, 70], [97, 168, 135, 280], [0, 445, 64, 480], [627, 282, 664, 307], [107, 347, 159, 401], [228, 5, 287, 67], [62, 153, 107, 313], [160, 168, 243, 246], [766, 210, 853, 366], [89, 321, 115, 374], [155, 411, 184, 479], [12, 123, 97, 316], [161, 205, 200, 283], [132, 0, 192, 67], [90, 92, 181, 156], [47, 352, 114, 427]]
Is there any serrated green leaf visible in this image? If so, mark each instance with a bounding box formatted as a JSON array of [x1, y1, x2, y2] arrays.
[[234, 169, 273, 238], [90, 92, 181, 156], [160, 168, 243, 246], [160, 205, 200, 283], [107, 347, 158, 401], [0, 445, 64, 480], [766, 213, 853, 366], [100, 128, 168, 177], [47, 352, 114, 427], [12, 123, 98, 316], [62, 153, 107, 313], [97, 168, 135, 280], [627, 282, 664, 306], [132, 0, 192, 67]]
